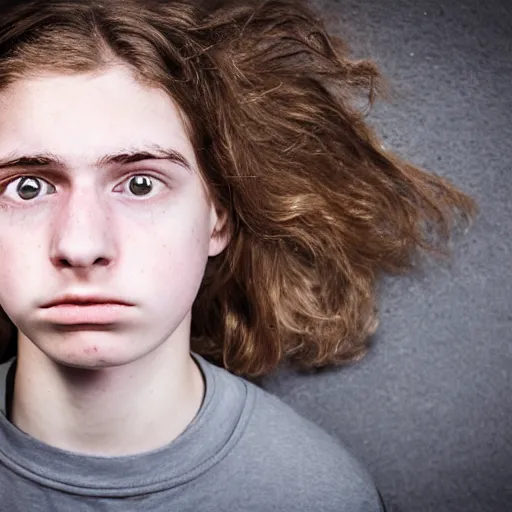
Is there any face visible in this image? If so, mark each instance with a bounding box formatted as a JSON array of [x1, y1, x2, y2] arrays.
[[0, 66, 227, 369]]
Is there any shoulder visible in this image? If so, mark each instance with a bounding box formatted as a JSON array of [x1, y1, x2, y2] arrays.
[[232, 380, 383, 511]]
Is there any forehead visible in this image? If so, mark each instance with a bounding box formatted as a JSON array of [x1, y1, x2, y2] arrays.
[[0, 66, 196, 168]]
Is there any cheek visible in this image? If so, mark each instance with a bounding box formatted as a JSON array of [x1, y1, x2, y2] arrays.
[[128, 214, 212, 304], [0, 226, 44, 316]]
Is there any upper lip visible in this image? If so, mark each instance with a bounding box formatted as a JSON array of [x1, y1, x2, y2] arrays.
[[41, 295, 133, 308]]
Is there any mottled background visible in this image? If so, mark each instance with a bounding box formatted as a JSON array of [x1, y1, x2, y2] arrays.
[[0, 0, 510, 509], [261, 0, 512, 511]]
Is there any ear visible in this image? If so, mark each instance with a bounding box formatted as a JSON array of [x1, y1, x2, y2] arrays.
[[208, 204, 230, 257]]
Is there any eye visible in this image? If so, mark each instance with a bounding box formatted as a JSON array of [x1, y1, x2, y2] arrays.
[[1, 176, 57, 201], [117, 174, 166, 197]]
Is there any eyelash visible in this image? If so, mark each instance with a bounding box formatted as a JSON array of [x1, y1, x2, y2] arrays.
[[0, 173, 167, 201]]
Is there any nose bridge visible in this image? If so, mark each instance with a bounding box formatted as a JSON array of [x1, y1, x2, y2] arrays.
[[51, 182, 113, 267]]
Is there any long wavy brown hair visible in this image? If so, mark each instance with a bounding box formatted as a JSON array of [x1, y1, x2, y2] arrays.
[[0, 0, 477, 378]]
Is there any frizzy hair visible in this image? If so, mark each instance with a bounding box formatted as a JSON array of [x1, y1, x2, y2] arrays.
[[0, 0, 477, 377]]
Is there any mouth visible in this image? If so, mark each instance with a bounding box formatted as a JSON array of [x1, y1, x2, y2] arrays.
[[39, 296, 134, 325], [41, 296, 133, 308]]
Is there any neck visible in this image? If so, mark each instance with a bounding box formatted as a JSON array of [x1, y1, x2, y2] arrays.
[[11, 334, 205, 457]]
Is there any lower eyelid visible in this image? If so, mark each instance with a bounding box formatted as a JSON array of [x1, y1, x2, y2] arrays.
[[1, 174, 170, 200], [0, 176, 55, 198], [113, 175, 169, 196]]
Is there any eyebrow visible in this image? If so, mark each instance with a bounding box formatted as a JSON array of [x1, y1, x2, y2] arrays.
[[0, 145, 193, 173]]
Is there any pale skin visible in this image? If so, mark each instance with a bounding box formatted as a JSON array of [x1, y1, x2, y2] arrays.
[[0, 65, 229, 456]]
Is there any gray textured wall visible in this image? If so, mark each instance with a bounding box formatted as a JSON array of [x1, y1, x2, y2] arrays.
[[261, 1, 512, 511]]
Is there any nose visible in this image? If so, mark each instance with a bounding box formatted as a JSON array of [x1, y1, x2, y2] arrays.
[[49, 187, 116, 272]]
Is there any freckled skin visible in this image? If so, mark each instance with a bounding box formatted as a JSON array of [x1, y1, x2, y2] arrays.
[[0, 66, 229, 370]]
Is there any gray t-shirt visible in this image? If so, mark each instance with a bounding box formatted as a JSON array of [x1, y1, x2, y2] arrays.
[[0, 353, 383, 511]]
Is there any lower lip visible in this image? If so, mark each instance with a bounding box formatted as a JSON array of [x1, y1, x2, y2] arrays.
[[40, 304, 132, 325]]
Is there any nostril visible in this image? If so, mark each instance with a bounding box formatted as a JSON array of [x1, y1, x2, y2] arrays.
[[56, 256, 110, 269], [94, 257, 110, 267]]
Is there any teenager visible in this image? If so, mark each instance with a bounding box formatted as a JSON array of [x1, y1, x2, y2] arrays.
[[0, 0, 476, 509]]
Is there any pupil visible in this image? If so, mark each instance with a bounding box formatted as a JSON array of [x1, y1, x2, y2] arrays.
[[17, 178, 41, 200], [129, 176, 152, 196]]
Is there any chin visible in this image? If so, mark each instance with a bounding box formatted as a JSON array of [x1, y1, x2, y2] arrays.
[[40, 328, 151, 370], [56, 353, 131, 370], [51, 349, 139, 371]]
